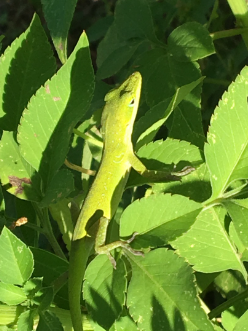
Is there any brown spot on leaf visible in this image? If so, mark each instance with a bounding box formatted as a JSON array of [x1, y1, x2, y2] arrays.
[[53, 97, 61, 101], [45, 85, 50, 94], [58, 42, 63, 51], [9, 176, 32, 194]]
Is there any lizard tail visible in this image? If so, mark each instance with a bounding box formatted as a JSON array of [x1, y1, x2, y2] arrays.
[[68, 237, 94, 331]]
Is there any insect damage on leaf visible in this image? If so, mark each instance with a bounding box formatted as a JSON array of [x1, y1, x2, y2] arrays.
[[8, 176, 32, 194]]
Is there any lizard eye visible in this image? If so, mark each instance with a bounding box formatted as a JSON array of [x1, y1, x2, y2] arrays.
[[129, 98, 135, 107]]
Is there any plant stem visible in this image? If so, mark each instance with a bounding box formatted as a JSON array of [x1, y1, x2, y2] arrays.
[[210, 27, 248, 40], [226, 0, 248, 50], [32, 203, 67, 260], [73, 128, 103, 148], [208, 287, 248, 319]]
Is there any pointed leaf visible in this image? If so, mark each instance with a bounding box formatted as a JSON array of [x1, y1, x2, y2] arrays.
[[41, 0, 77, 63], [115, 0, 158, 43], [120, 194, 201, 248], [18, 32, 94, 188], [113, 316, 139, 331], [134, 77, 204, 149], [169, 92, 205, 149], [84, 255, 126, 330], [221, 298, 248, 331], [137, 138, 202, 168], [33, 287, 54, 312], [126, 249, 214, 331], [144, 54, 201, 107], [127, 138, 203, 189], [0, 227, 34, 285], [39, 169, 74, 207], [205, 66, 248, 200], [153, 163, 211, 203], [97, 42, 139, 80], [37, 310, 63, 331], [0, 282, 27, 305], [0, 14, 56, 131], [31, 248, 68, 285], [171, 207, 247, 279], [168, 22, 215, 62], [0, 131, 42, 201], [17, 309, 35, 331], [224, 199, 248, 248], [233, 309, 248, 331], [49, 199, 73, 250]]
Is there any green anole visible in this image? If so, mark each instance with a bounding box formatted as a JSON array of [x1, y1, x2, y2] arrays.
[[68, 72, 194, 331]]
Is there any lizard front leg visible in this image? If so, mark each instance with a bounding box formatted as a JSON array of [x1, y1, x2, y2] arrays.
[[95, 217, 144, 268]]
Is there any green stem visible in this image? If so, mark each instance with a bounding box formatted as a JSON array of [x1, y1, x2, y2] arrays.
[[73, 128, 103, 148], [226, 0, 248, 50], [69, 237, 94, 331], [204, 77, 230, 86], [32, 203, 67, 260], [210, 27, 248, 40], [208, 287, 248, 319], [24, 222, 47, 235]]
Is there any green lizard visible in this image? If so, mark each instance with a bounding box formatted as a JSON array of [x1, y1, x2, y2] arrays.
[[68, 72, 194, 331]]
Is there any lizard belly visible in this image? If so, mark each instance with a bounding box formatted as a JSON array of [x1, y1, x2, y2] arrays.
[[73, 157, 131, 240]]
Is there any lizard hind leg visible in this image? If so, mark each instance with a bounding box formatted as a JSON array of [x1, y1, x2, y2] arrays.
[[95, 217, 144, 268]]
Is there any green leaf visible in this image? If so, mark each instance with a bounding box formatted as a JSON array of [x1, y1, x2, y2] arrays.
[[141, 52, 201, 107], [120, 193, 201, 248], [39, 169, 74, 207], [17, 310, 35, 331], [96, 23, 124, 70], [128, 138, 203, 190], [233, 309, 248, 331], [214, 270, 246, 298], [96, 0, 158, 78], [134, 77, 204, 149], [31, 248, 68, 285], [221, 299, 248, 331], [0, 282, 27, 305], [205, 66, 248, 200], [0, 327, 11, 331], [33, 287, 54, 312], [152, 163, 211, 203], [23, 278, 43, 297], [0, 305, 19, 326], [137, 138, 202, 166], [49, 199, 73, 251], [84, 255, 127, 330], [40, 0, 77, 63], [113, 316, 138, 331], [87, 16, 114, 43], [126, 249, 214, 331], [37, 310, 63, 331], [17, 32, 94, 189], [97, 42, 140, 80], [171, 207, 247, 279], [168, 22, 215, 62], [96, 22, 142, 79], [0, 227, 34, 285], [115, 0, 158, 43], [224, 199, 248, 248], [168, 90, 205, 149], [0, 131, 42, 201], [0, 14, 56, 131]]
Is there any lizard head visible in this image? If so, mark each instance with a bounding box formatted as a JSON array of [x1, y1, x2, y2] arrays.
[[102, 72, 142, 145]]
